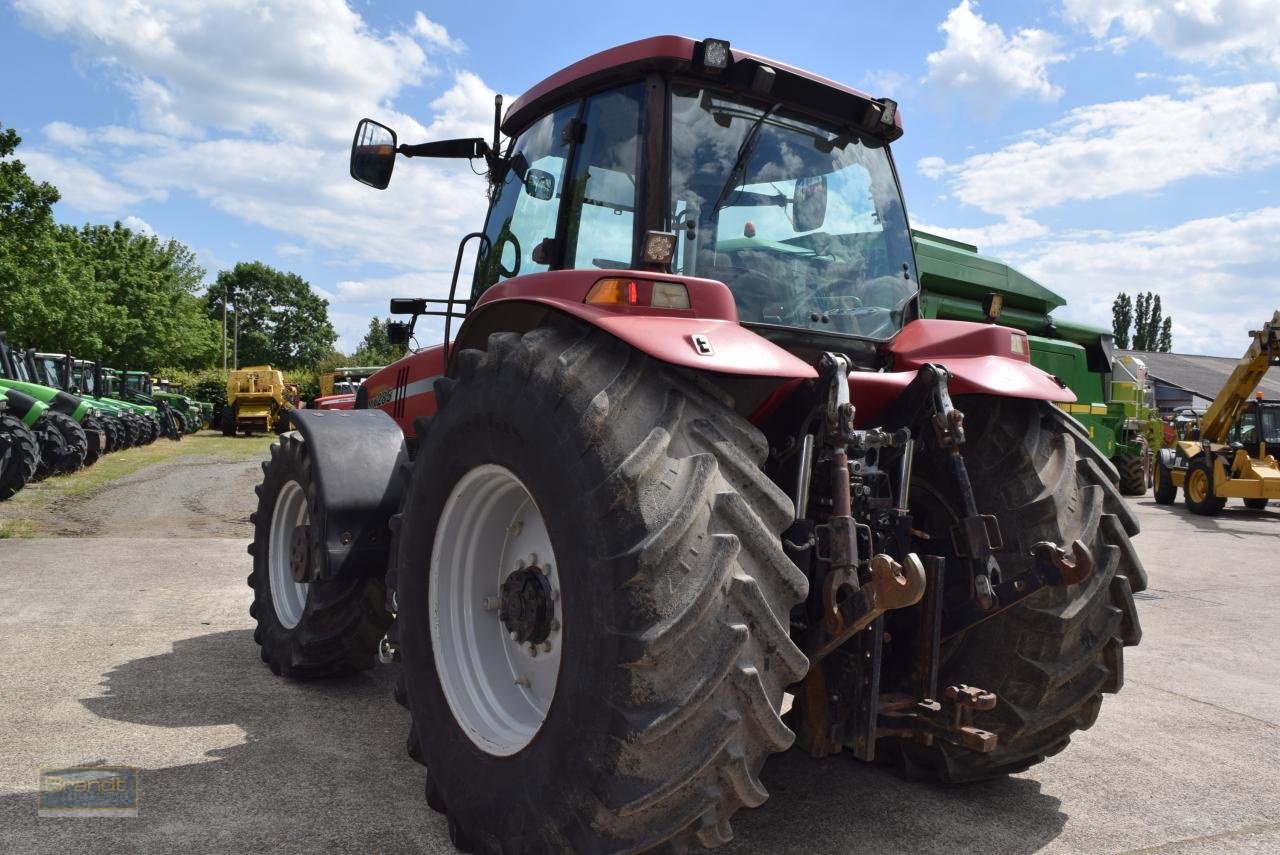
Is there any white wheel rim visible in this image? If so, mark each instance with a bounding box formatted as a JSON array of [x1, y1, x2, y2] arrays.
[[430, 464, 563, 757], [268, 480, 310, 629]]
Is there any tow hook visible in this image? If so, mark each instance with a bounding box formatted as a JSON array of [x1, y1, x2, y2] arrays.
[[878, 684, 999, 753], [943, 539, 1096, 638]]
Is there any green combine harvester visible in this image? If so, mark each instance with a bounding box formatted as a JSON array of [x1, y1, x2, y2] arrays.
[[914, 230, 1160, 495]]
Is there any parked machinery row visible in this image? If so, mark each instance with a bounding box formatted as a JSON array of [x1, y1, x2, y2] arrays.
[[0, 330, 208, 500]]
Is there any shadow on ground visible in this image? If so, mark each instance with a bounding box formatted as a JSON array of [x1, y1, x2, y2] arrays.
[[4, 629, 1067, 854]]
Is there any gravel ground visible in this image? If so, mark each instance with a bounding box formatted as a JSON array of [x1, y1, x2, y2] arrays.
[[0, 447, 1277, 854]]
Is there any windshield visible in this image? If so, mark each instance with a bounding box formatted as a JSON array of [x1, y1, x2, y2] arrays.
[[669, 85, 917, 339]]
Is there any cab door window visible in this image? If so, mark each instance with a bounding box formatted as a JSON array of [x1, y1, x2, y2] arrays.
[[474, 104, 579, 296]]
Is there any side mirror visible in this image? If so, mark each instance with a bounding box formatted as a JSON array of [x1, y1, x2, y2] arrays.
[[793, 174, 827, 232], [524, 168, 555, 200], [386, 321, 411, 345], [389, 297, 427, 315], [351, 119, 398, 189]]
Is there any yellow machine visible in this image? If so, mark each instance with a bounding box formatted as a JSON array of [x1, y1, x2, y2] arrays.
[[223, 365, 293, 436], [1154, 310, 1280, 514], [318, 366, 383, 399]]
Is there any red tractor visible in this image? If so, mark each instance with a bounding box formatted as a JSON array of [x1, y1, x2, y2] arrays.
[[247, 36, 1144, 853]]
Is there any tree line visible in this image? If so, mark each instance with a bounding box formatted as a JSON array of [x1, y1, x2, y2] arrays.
[[1111, 292, 1173, 352], [1, 123, 398, 391]]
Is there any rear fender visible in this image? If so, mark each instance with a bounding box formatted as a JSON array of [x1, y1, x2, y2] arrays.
[[457, 270, 818, 381], [2, 386, 48, 427], [286, 409, 409, 581]]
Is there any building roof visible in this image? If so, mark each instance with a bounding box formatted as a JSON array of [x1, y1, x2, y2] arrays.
[[1119, 349, 1280, 400]]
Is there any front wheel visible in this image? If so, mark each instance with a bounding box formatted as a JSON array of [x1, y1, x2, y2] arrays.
[[1114, 454, 1146, 496], [1184, 457, 1227, 516], [395, 326, 808, 853], [1244, 498, 1269, 510], [247, 432, 391, 677], [1153, 453, 1177, 504], [0, 414, 39, 500]]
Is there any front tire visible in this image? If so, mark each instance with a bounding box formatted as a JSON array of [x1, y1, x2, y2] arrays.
[[883, 398, 1145, 782], [247, 431, 391, 678], [1244, 498, 1269, 510], [1153, 453, 1177, 504], [1183, 457, 1226, 516], [0, 414, 39, 500], [395, 326, 809, 853]]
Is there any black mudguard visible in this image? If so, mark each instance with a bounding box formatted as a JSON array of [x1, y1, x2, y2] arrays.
[[286, 408, 408, 581]]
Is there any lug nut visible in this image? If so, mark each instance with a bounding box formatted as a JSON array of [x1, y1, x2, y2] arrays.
[[509, 631, 518, 641], [528, 644, 539, 658], [540, 641, 552, 653], [514, 675, 530, 688], [509, 520, 523, 537], [549, 619, 560, 632], [483, 596, 502, 611]]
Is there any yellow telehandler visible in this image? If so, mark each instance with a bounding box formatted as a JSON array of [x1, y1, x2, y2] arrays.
[[1154, 310, 1280, 513]]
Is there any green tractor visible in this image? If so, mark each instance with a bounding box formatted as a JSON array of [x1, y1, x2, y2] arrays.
[[97, 366, 181, 442], [0, 331, 95, 475], [915, 230, 1160, 495], [124, 371, 206, 434], [32, 351, 153, 452]]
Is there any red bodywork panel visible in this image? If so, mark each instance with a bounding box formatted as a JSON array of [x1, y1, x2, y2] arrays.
[[468, 270, 818, 379], [361, 275, 1070, 438], [314, 393, 356, 411], [362, 345, 446, 439], [850, 319, 1073, 425]]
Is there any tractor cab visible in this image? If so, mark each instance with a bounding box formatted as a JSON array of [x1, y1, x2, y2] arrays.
[[353, 35, 915, 356]]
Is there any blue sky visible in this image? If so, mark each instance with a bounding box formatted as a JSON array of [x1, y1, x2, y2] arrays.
[[2, 0, 1277, 356]]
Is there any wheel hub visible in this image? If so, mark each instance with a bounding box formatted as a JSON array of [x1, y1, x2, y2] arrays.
[[289, 524, 312, 583], [500, 564, 555, 644]]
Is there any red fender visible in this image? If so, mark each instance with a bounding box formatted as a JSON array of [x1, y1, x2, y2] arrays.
[[463, 270, 818, 380]]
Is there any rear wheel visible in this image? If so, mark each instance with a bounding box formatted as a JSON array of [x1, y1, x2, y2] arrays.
[[0, 414, 39, 500], [1183, 457, 1227, 516], [1114, 454, 1146, 496], [394, 326, 808, 853], [247, 431, 391, 677], [1244, 498, 1269, 510], [221, 407, 236, 437], [882, 398, 1144, 782], [1153, 453, 1177, 504]]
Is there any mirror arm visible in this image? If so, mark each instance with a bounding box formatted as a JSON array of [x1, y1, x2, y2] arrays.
[[398, 138, 491, 160]]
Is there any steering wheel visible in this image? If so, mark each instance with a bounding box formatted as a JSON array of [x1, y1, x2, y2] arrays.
[[493, 228, 521, 279]]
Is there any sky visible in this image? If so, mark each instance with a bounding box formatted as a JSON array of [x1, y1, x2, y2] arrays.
[[2, 0, 1277, 356]]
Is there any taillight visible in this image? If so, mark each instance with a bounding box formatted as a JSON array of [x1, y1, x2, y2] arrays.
[[584, 278, 690, 310]]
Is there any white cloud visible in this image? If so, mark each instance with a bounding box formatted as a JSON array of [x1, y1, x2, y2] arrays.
[[121, 215, 156, 235], [12, 0, 454, 144], [924, 1, 1067, 108], [913, 215, 1050, 248], [412, 12, 463, 53], [18, 151, 156, 213], [1006, 206, 1280, 356], [42, 121, 90, 148], [1065, 0, 1280, 69], [919, 82, 1280, 219]]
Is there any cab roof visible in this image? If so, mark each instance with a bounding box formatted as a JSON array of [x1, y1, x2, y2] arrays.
[[503, 35, 903, 142]]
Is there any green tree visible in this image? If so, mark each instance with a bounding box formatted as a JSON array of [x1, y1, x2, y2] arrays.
[[1111, 293, 1133, 349], [1113, 291, 1173, 352], [351, 316, 404, 365], [78, 222, 219, 368], [207, 262, 337, 369], [0, 126, 112, 353]]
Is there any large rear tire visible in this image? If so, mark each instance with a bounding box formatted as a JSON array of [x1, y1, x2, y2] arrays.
[[32, 413, 68, 481], [394, 326, 809, 853], [1114, 454, 1146, 496], [0, 414, 39, 500], [882, 398, 1144, 782], [247, 431, 391, 678]]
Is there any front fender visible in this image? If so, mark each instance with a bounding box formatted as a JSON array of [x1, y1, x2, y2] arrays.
[[459, 270, 817, 380], [286, 409, 408, 581]]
